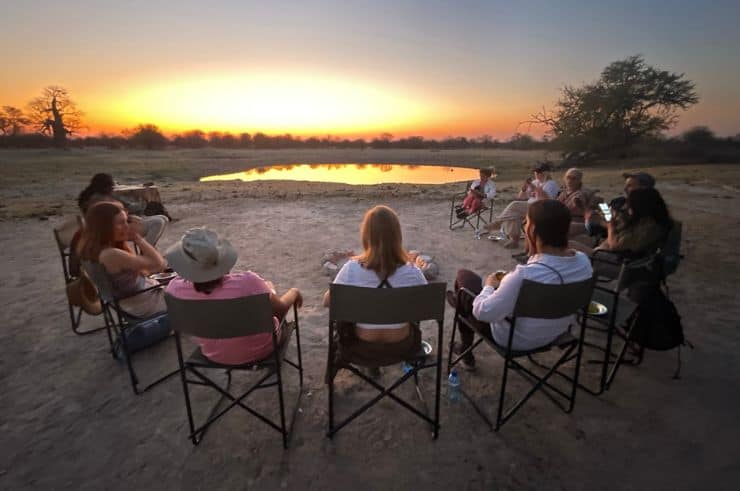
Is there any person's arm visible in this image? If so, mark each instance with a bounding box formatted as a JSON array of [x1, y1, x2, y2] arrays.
[[472, 267, 524, 323], [99, 234, 166, 274], [322, 260, 353, 307], [483, 181, 496, 199], [270, 288, 303, 319]]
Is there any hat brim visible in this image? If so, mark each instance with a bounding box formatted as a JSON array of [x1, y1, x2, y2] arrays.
[[165, 239, 238, 283]]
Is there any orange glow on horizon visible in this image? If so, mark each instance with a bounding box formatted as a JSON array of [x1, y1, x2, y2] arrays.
[[69, 71, 539, 139]]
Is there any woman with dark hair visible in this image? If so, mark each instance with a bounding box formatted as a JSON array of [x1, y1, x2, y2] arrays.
[[451, 199, 593, 370], [165, 228, 303, 365], [578, 187, 672, 257], [77, 173, 169, 246], [323, 205, 427, 344], [77, 173, 115, 213], [77, 202, 168, 317]]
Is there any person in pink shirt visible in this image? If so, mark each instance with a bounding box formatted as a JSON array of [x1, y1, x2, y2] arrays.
[[165, 227, 303, 365]]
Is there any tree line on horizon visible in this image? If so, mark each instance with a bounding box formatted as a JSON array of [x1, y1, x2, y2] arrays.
[[2, 56, 739, 162]]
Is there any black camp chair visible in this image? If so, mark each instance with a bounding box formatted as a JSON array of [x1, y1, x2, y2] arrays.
[[165, 293, 303, 448], [327, 283, 446, 439], [448, 276, 595, 431], [53, 216, 107, 335], [449, 182, 495, 232], [83, 261, 179, 395], [587, 220, 685, 390]]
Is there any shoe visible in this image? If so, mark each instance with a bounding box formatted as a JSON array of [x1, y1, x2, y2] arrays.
[[452, 342, 476, 372], [456, 210, 468, 219]]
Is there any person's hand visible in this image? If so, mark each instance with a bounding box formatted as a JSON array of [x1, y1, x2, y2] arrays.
[[292, 288, 304, 308], [484, 273, 501, 289], [127, 227, 142, 242]]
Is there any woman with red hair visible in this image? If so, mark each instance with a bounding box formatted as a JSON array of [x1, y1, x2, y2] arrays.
[[77, 202, 167, 317]]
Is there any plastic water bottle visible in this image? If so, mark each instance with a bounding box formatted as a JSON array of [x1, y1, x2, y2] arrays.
[[447, 368, 461, 402]]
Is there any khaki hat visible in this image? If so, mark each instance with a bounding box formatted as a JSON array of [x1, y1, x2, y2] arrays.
[[66, 271, 103, 315], [165, 228, 237, 283]]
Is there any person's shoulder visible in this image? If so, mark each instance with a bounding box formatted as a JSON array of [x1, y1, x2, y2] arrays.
[[395, 263, 427, 285]]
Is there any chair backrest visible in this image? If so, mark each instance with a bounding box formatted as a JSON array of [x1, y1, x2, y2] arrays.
[[513, 276, 596, 319], [165, 293, 274, 339], [53, 216, 82, 254], [82, 260, 117, 304], [329, 283, 446, 324], [659, 220, 682, 277]]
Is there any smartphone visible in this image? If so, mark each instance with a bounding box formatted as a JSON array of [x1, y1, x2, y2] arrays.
[[598, 202, 612, 222]]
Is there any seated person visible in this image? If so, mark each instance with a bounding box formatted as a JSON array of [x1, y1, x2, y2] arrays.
[[322, 205, 427, 369], [78, 173, 168, 246], [575, 187, 672, 259], [77, 201, 167, 318], [165, 227, 303, 365], [583, 171, 656, 240], [485, 161, 560, 249], [451, 199, 593, 370], [456, 167, 496, 218], [559, 168, 586, 222]]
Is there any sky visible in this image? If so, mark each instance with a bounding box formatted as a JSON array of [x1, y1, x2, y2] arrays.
[[2, 0, 739, 139]]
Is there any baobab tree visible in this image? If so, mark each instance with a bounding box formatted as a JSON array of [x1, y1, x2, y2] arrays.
[[27, 86, 84, 147]]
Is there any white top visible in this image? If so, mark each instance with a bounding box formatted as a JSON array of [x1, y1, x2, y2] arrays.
[[470, 179, 497, 199], [527, 179, 560, 203], [333, 259, 428, 329], [472, 252, 593, 351]]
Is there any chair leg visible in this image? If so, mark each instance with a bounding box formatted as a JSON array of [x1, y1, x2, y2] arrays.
[[447, 316, 458, 374], [496, 353, 512, 431], [68, 303, 107, 336], [434, 327, 444, 439], [176, 340, 198, 444], [274, 358, 289, 449], [328, 374, 335, 438], [568, 329, 587, 413]]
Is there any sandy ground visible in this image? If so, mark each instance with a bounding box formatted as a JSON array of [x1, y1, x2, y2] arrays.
[[1, 149, 739, 490]]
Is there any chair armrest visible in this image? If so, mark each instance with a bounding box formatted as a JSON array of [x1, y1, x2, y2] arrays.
[[458, 287, 479, 302]]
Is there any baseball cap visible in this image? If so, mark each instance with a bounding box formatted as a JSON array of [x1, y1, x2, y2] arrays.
[[622, 172, 656, 188]]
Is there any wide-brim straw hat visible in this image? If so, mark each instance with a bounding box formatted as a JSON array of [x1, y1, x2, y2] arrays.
[[66, 271, 103, 315], [165, 227, 237, 283]]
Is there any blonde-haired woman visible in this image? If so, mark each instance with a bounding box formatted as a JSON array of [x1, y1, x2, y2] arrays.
[[324, 205, 427, 348]]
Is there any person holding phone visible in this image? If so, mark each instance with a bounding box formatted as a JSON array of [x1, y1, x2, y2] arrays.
[[575, 187, 672, 260]]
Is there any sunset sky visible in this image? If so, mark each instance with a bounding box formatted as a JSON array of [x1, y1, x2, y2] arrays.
[[3, 0, 740, 139]]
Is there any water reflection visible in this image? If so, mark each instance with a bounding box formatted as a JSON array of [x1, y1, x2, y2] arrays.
[[201, 163, 479, 185]]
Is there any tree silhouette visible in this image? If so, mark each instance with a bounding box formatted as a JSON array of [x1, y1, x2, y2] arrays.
[[125, 124, 168, 149], [27, 86, 83, 147], [0, 106, 30, 136], [530, 55, 698, 152]]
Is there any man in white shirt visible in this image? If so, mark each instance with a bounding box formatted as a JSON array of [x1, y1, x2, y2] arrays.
[[484, 162, 561, 249], [450, 199, 593, 370]]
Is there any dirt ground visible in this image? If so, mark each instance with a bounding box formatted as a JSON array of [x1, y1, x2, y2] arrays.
[[1, 149, 739, 490]]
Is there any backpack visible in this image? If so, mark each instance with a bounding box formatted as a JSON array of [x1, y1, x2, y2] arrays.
[[629, 287, 684, 351]]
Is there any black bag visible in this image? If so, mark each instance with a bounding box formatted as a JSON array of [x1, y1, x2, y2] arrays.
[[629, 288, 684, 351]]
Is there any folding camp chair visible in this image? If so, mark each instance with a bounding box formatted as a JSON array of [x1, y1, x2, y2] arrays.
[[447, 276, 595, 431], [588, 220, 685, 390], [53, 216, 107, 335], [327, 283, 446, 439], [165, 293, 303, 448], [83, 261, 179, 395], [449, 183, 495, 231]]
